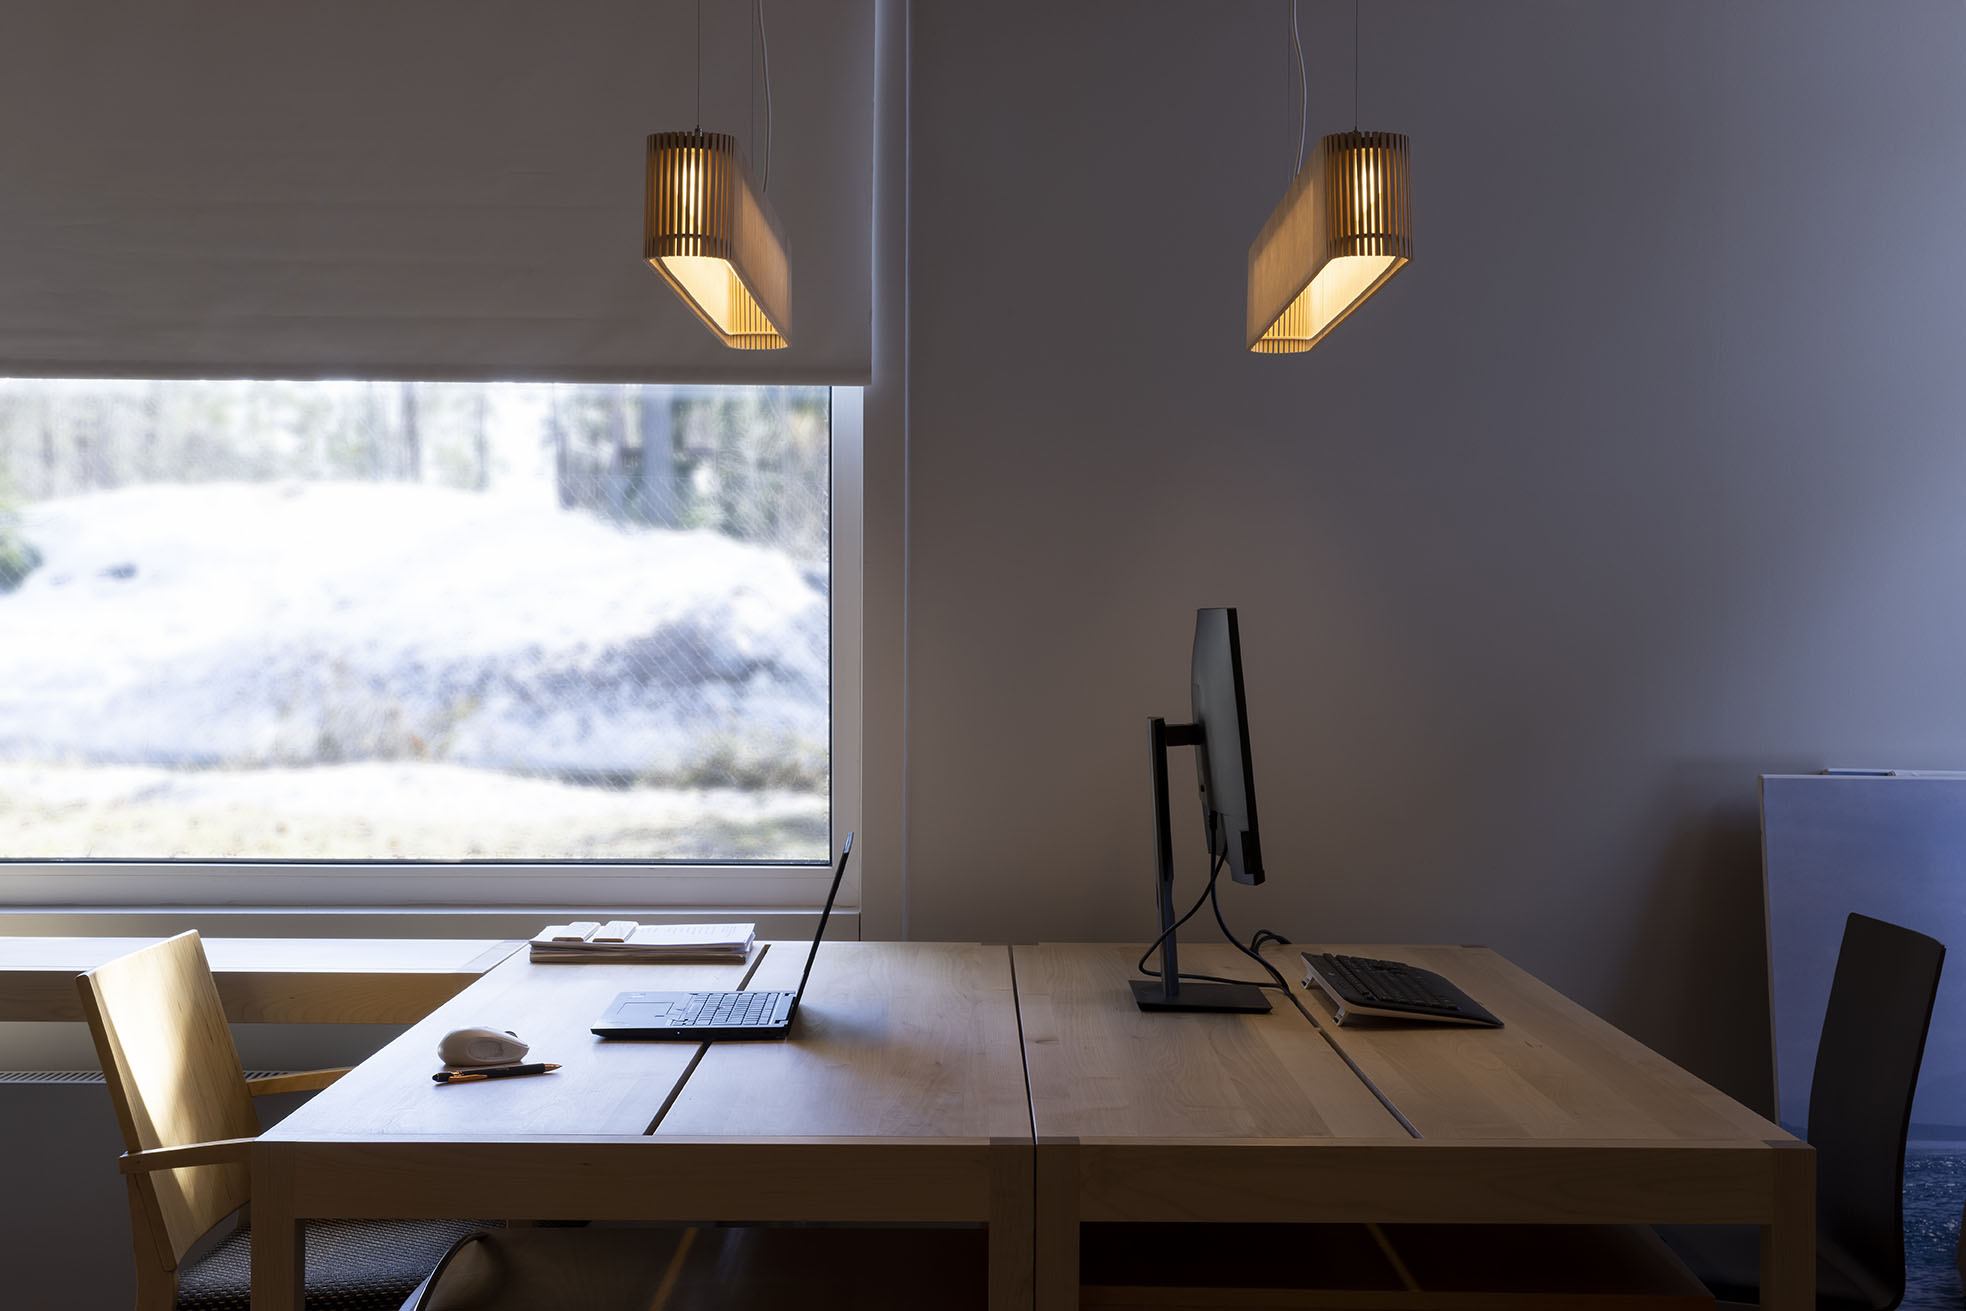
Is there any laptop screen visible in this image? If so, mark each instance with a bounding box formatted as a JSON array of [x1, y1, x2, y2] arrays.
[[790, 833, 854, 1013]]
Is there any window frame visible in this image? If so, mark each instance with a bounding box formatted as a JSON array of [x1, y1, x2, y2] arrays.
[[0, 386, 863, 913]]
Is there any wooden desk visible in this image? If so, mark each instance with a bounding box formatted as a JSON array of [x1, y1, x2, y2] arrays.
[[251, 941, 1034, 1311], [1018, 943, 1811, 1311], [657, 941, 1033, 1302], [0, 936, 520, 1023], [241, 937, 1805, 1310]]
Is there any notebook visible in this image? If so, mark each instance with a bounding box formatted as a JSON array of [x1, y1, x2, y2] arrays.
[[528, 920, 755, 964]]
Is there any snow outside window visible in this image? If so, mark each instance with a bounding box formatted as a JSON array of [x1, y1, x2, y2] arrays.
[[0, 379, 835, 878]]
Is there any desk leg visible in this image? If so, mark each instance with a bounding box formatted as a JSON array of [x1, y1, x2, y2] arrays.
[[1759, 1139, 1815, 1311], [1035, 1138, 1078, 1311], [250, 1145, 303, 1311], [990, 1137, 1035, 1311]]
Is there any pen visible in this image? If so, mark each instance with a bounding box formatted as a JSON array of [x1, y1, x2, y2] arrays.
[[432, 1062, 561, 1084]]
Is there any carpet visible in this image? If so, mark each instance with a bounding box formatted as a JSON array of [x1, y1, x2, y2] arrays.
[[1904, 1151, 1966, 1308]]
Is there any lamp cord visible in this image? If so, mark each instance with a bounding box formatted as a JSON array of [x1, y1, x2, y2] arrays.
[[1353, 0, 1360, 130], [1290, 0, 1306, 178], [692, 0, 769, 186], [759, 0, 773, 192]]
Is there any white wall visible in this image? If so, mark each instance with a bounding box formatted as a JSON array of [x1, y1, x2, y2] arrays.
[[896, 0, 1966, 1110]]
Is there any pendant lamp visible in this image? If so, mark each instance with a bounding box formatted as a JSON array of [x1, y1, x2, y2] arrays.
[[645, 129, 790, 350], [1247, 1, 1409, 355], [646, 0, 789, 350], [1246, 130, 1409, 353]]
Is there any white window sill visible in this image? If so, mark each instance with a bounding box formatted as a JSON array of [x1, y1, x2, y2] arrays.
[[0, 905, 857, 940]]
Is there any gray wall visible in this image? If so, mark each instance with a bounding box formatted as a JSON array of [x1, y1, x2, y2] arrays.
[[898, 0, 1966, 1112]]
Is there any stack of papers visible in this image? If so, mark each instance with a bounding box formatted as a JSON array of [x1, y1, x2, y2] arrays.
[[528, 920, 756, 964]]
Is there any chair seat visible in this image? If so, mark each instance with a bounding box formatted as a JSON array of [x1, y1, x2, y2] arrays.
[[1655, 1224, 1897, 1311], [174, 1218, 490, 1311]]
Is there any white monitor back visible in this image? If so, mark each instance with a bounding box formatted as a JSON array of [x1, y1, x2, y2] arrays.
[[1763, 772, 1966, 1144]]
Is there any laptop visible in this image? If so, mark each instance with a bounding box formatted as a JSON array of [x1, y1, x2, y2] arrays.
[[590, 833, 853, 1040]]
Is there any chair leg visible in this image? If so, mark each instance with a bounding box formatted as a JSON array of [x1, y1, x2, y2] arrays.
[[1958, 1193, 1966, 1287], [126, 1181, 176, 1311]]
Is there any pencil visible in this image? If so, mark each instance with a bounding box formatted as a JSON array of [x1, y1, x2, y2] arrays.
[[432, 1062, 561, 1084]]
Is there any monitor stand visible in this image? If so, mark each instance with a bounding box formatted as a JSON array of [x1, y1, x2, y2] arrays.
[[1131, 717, 1271, 1014]]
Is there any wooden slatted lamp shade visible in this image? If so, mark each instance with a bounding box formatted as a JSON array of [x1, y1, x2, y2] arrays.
[[645, 130, 790, 350], [1247, 130, 1410, 354]]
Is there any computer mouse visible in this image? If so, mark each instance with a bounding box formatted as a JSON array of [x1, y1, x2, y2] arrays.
[[438, 1027, 531, 1067]]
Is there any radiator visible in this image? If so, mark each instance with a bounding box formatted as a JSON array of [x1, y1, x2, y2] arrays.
[[1, 1072, 138, 1311], [0, 1071, 312, 1311]]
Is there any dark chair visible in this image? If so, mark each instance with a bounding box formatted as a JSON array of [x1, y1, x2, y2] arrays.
[[1661, 912, 1945, 1310], [77, 931, 485, 1310]]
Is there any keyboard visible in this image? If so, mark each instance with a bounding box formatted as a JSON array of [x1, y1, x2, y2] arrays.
[[591, 988, 795, 1039], [676, 990, 776, 1027], [1301, 953, 1502, 1027]]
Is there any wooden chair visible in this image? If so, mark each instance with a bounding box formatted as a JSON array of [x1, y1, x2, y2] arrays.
[[78, 930, 485, 1310]]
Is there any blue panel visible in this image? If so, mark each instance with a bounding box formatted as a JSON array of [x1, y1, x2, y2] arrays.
[[1762, 774, 1966, 1143]]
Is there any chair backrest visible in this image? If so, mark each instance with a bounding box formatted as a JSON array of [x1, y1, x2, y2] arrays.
[[1806, 911, 1945, 1306], [76, 931, 259, 1270]]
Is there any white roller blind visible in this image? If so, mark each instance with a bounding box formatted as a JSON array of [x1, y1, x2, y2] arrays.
[[0, 0, 872, 382]]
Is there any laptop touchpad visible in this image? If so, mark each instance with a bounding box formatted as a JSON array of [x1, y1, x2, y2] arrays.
[[619, 1001, 673, 1018]]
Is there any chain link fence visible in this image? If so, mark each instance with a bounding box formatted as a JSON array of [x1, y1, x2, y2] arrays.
[[0, 379, 830, 861]]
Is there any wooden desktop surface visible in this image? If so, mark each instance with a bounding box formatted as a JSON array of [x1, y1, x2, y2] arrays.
[[1272, 943, 1785, 1142], [263, 947, 760, 1138], [251, 942, 1035, 1311], [1019, 942, 1810, 1311], [657, 940, 1030, 1140], [202, 935, 1807, 1310], [0, 936, 520, 1023], [1014, 942, 1400, 1141]]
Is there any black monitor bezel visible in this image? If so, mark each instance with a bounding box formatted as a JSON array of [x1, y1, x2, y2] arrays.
[[1191, 607, 1264, 886]]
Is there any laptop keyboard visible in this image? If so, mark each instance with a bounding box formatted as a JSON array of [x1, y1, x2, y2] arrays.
[[677, 991, 775, 1027]]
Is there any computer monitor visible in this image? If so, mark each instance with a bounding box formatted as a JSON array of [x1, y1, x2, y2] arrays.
[[1130, 607, 1272, 1013], [1191, 607, 1264, 887]]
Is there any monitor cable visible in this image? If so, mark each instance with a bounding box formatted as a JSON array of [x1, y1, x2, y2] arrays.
[[1135, 846, 1217, 977], [1137, 849, 1286, 991], [1209, 881, 1295, 994]]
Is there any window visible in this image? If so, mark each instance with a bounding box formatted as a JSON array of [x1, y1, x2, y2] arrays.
[[0, 378, 858, 906]]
